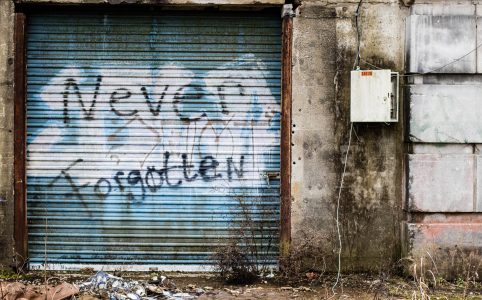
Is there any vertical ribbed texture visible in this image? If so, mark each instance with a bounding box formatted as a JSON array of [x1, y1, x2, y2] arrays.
[[26, 13, 281, 267]]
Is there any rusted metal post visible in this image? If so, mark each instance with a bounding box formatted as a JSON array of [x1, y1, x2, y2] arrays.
[[14, 12, 28, 269], [280, 4, 294, 261]]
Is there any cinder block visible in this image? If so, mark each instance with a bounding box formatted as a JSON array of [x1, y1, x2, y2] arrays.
[[408, 154, 474, 212], [411, 4, 475, 16], [412, 144, 473, 154], [406, 223, 482, 252], [406, 15, 476, 73], [409, 84, 482, 143]]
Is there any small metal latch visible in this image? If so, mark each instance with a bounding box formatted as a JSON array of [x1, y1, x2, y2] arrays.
[[260, 171, 280, 186]]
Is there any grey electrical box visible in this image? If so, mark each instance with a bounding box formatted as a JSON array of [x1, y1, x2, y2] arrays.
[[350, 70, 399, 122]]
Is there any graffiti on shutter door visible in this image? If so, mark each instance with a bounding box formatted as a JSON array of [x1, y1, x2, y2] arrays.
[[27, 14, 281, 267]]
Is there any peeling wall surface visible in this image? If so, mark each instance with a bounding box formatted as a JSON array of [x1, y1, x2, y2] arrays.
[[0, 0, 479, 273]]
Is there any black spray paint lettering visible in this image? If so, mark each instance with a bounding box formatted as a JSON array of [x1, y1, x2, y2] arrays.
[[216, 81, 246, 116], [110, 88, 137, 116], [216, 86, 230, 115], [199, 156, 222, 182], [53, 152, 245, 203], [61, 75, 252, 123], [63, 81, 173, 119], [47, 159, 94, 216], [94, 178, 112, 199], [141, 86, 168, 116], [181, 153, 198, 182], [63, 76, 102, 124], [113, 171, 125, 193], [227, 155, 244, 181], [48, 159, 86, 201], [115, 170, 143, 203], [145, 166, 164, 192], [163, 151, 183, 187], [127, 170, 145, 202], [173, 85, 209, 122]]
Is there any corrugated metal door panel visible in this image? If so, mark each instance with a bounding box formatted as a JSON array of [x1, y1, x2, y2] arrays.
[[26, 12, 281, 269]]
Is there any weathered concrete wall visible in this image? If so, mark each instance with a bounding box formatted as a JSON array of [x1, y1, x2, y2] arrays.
[[290, 3, 338, 267], [291, 0, 406, 272], [405, 1, 482, 277], [0, 0, 408, 272], [0, 0, 15, 268], [5, 0, 481, 274]]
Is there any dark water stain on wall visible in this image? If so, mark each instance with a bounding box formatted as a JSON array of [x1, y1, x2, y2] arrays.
[[333, 44, 404, 271]]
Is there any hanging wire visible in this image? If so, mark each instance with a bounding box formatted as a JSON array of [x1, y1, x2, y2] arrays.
[[361, 41, 482, 76], [333, 0, 363, 295], [331, 123, 353, 295]]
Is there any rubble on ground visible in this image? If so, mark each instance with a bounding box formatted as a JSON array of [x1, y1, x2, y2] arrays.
[[79, 271, 202, 300], [0, 272, 208, 300]]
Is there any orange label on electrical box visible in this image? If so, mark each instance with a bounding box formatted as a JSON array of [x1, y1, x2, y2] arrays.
[[361, 71, 373, 76]]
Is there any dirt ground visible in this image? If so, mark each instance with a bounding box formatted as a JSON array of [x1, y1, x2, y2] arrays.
[[2, 271, 482, 299]]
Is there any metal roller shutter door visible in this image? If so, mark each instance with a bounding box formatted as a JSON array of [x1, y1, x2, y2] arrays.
[[26, 12, 281, 269]]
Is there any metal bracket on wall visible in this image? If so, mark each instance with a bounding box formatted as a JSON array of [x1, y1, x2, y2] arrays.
[[260, 171, 280, 187], [282, 4, 295, 18]]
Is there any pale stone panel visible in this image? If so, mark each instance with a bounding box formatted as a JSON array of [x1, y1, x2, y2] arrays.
[[408, 154, 475, 212], [406, 15, 476, 73], [409, 84, 482, 143]]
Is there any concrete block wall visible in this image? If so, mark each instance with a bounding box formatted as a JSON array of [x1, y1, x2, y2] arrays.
[[406, 15, 476, 73], [406, 2, 482, 274], [406, 2, 482, 74], [409, 84, 482, 142]]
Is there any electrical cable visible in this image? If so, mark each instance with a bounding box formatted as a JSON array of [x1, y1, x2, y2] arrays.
[[361, 41, 482, 76], [332, 123, 353, 294], [333, 0, 363, 294]]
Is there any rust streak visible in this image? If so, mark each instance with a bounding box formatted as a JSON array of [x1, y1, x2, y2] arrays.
[[14, 12, 28, 270], [280, 13, 292, 261]]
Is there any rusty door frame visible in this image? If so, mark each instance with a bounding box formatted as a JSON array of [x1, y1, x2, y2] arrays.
[[13, 6, 293, 270], [14, 11, 28, 269], [280, 12, 292, 260]]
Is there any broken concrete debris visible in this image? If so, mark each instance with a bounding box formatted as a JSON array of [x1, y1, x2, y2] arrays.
[[79, 271, 146, 299], [0, 271, 207, 300], [79, 271, 200, 300]]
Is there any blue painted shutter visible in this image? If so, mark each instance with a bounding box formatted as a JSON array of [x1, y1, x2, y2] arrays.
[[26, 12, 281, 269]]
